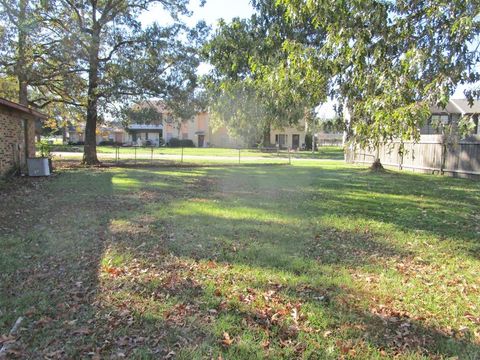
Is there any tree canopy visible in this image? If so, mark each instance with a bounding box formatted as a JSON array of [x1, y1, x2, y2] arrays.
[[202, 1, 329, 145], [0, 0, 208, 164], [204, 0, 480, 149]]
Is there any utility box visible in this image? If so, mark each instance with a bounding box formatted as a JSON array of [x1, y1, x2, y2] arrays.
[[27, 158, 51, 177]]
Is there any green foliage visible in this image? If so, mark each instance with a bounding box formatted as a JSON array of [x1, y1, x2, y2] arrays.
[[318, 117, 344, 134], [279, 0, 479, 147], [0, 76, 19, 101], [38, 140, 52, 158], [203, 4, 328, 145]]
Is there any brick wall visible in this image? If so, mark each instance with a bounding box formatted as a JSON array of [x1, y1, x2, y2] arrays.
[[0, 107, 36, 176]]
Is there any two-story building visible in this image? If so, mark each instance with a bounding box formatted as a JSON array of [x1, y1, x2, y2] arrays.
[[270, 119, 307, 149], [68, 101, 309, 149]]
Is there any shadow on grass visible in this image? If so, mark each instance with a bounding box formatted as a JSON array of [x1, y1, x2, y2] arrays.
[[99, 165, 479, 358], [1, 164, 479, 358]]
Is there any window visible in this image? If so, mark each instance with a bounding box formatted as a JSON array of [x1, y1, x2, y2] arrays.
[[421, 114, 449, 135], [275, 134, 287, 147]]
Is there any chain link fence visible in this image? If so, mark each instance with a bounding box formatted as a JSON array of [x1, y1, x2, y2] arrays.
[[52, 145, 344, 166]]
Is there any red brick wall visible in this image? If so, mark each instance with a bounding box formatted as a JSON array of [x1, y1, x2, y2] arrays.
[[0, 107, 36, 176]]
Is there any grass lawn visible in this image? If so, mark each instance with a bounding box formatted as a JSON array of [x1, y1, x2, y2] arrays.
[[50, 145, 345, 160], [1, 160, 479, 359]]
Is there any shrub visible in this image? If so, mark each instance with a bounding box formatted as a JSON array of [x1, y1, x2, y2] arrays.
[[304, 134, 312, 150], [38, 140, 52, 158], [167, 138, 195, 147], [99, 140, 122, 146]]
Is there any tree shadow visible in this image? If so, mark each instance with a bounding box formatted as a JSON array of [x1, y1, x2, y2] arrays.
[[96, 164, 479, 358], [1, 163, 479, 358]]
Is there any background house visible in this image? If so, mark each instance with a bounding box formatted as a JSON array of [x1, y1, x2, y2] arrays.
[[68, 124, 126, 145], [270, 118, 307, 149], [125, 103, 245, 148], [67, 102, 309, 149], [421, 99, 480, 139], [0, 98, 47, 176]]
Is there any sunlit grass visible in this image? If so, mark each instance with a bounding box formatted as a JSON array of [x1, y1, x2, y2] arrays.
[[1, 161, 479, 358]]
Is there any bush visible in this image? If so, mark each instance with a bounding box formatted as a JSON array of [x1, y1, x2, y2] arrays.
[[68, 141, 84, 145], [167, 138, 195, 148], [99, 140, 122, 146], [304, 134, 312, 150], [38, 140, 52, 158]]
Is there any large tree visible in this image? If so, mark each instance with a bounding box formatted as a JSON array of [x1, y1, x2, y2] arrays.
[[206, 0, 479, 155], [276, 0, 480, 151], [42, 0, 207, 164], [0, 0, 82, 107], [203, 1, 329, 145]]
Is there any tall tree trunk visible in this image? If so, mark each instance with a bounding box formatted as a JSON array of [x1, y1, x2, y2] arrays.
[[83, 29, 101, 165], [342, 101, 352, 146], [262, 125, 270, 147], [342, 101, 353, 162], [370, 145, 384, 171]]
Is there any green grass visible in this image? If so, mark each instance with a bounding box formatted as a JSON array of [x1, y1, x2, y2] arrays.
[[1, 161, 479, 359], [50, 144, 344, 160]]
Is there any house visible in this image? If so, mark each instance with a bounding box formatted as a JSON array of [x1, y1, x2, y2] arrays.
[[270, 119, 307, 149], [124, 102, 245, 148], [68, 124, 126, 145], [67, 101, 307, 149], [420, 99, 480, 138], [0, 98, 47, 176]]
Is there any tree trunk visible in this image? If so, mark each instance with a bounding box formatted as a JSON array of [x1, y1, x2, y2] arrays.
[[82, 28, 101, 165], [370, 146, 384, 171], [342, 101, 354, 162], [342, 101, 352, 146], [263, 125, 270, 147]]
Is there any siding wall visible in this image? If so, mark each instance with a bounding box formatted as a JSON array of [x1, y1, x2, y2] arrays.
[[270, 121, 306, 149]]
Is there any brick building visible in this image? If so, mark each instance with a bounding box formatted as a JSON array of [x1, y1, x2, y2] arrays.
[[0, 98, 47, 176]]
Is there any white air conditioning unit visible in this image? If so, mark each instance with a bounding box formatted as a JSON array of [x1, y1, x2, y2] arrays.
[[27, 158, 51, 176]]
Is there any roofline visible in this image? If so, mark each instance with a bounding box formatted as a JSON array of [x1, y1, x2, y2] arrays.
[[0, 97, 48, 120], [449, 99, 466, 114]]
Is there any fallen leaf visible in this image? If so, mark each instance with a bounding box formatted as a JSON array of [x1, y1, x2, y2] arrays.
[[221, 332, 233, 346]]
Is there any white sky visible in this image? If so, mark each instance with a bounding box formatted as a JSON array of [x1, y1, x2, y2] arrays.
[[140, 0, 254, 28]]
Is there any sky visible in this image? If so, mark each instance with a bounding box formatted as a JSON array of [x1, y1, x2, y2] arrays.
[[140, 0, 254, 28]]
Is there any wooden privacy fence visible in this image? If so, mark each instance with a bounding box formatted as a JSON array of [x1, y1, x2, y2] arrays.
[[345, 137, 480, 178]]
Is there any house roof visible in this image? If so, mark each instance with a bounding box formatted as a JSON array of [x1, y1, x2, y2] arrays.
[[0, 97, 48, 119], [127, 124, 164, 131], [431, 99, 480, 115], [449, 99, 480, 114]]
